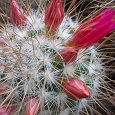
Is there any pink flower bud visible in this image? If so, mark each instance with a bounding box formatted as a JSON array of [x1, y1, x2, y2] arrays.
[[60, 47, 78, 63], [67, 7, 115, 49], [25, 98, 41, 115], [10, 0, 27, 26], [0, 104, 13, 115], [63, 77, 90, 99], [0, 36, 7, 45], [45, 0, 64, 32]]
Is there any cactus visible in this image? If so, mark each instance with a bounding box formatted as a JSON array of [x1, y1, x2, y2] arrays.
[[0, 0, 115, 114]]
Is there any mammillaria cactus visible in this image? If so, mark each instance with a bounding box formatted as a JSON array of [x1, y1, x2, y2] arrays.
[[0, 0, 115, 114]]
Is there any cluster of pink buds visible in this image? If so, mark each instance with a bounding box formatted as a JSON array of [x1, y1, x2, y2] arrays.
[[44, 1, 115, 99], [61, 7, 115, 63], [61, 7, 115, 99]]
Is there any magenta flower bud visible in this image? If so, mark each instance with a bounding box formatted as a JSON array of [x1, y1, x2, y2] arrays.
[[45, 0, 64, 32], [0, 104, 13, 115], [0, 36, 7, 45], [60, 47, 78, 63], [25, 98, 41, 115], [67, 7, 115, 49], [63, 77, 90, 99], [10, 0, 27, 26]]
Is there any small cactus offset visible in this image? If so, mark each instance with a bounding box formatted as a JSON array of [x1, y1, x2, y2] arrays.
[[0, 0, 115, 114]]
